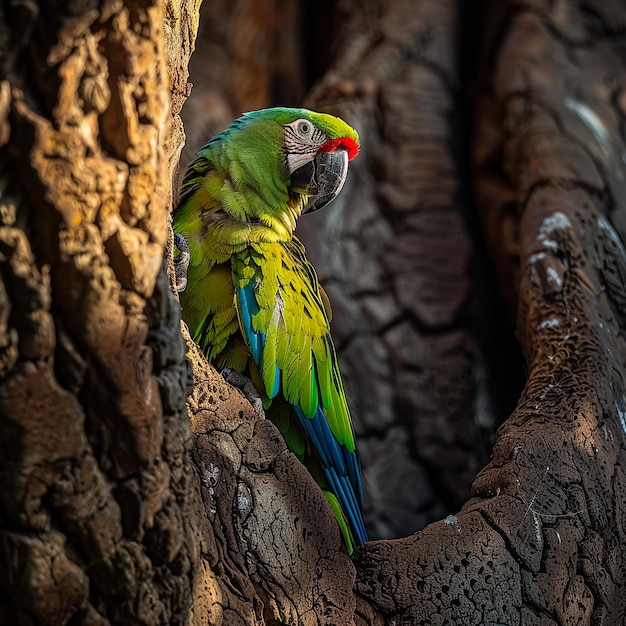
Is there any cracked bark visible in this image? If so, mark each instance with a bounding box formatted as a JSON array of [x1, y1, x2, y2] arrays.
[[0, 1, 202, 624], [2, 0, 626, 625]]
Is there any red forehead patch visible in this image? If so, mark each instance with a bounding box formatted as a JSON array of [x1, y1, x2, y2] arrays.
[[319, 137, 360, 161]]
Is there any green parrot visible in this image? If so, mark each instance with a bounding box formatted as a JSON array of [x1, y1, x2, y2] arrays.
[[173, 107, 367, 553]]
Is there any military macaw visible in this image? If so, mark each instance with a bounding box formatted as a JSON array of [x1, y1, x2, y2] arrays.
[[173, 107, 367, 553]]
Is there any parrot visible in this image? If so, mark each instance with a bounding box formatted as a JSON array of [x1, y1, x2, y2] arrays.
[[173, 107, 367, 553]]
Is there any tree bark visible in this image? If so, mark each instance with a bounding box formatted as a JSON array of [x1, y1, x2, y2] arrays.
[[0, 1, 202, 623], [2, 0, 626, 625]]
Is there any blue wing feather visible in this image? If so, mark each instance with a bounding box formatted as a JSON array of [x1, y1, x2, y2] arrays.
[[238, 283, 281, 398], [237, 284, 262, 362], [234, 249, 367, 551]]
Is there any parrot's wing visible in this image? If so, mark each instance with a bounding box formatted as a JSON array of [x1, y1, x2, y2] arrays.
[[232, 239, 367, 548]]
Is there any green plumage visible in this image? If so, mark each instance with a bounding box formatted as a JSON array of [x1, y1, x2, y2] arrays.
[[174, 107, 366, 552]]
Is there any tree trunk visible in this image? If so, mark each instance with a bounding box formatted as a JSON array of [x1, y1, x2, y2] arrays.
[[0, 1, 203, 623], [2, 0, 626, 625]]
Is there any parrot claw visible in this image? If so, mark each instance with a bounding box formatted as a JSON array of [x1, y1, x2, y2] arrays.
[[174, 233, 190, 293], [221, 368, 265, 420]]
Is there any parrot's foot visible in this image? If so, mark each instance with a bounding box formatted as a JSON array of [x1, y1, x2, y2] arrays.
[[173, 233, 190, 293], [221, 368, 265, 420]]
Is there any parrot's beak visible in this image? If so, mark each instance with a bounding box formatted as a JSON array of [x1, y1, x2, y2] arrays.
[[291, 150, 349, 214]]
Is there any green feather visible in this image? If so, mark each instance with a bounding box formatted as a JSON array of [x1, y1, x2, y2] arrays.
[[323, 491, 355, 555], [173, 107, 365, 551]]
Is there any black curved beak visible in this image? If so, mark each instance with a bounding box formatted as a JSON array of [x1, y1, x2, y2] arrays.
[[290, 150, 349, 214]]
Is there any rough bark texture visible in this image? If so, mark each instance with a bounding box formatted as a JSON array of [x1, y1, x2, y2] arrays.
[[0, 1, 202, 623], [2, 0, 626, 624]]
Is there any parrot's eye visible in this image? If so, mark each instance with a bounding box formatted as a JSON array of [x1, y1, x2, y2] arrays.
[[297, 121, 312, 136]]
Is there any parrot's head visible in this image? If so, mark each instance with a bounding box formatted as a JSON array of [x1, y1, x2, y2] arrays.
[[274, 108, 359, 214], [177, 108, 360, 245], [238, 107, 360, 215]]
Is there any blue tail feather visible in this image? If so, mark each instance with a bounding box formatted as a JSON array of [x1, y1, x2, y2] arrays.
[[294, 405, 347, 477], [294, 404, 366, 547], [326, 465, 368, 546]]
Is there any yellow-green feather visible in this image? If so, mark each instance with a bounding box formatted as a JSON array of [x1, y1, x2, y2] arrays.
[[230, 240, 356, 454], [173, 107, 364, 552], [324, 491, 355, 555]]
